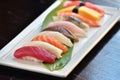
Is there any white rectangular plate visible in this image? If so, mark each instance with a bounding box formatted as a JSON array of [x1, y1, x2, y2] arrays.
[[0, 1, 120, 78]]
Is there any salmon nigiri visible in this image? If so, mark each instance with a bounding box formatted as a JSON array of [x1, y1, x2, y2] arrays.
[[39, 31, 73, 47], [32, 35, 68, 53], [23, 41, 62, 59], [14, 46, 56, 63], [46, 21, 86, 37]]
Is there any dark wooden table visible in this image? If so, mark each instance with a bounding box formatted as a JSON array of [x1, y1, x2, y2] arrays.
[[0, 0, 120, 80]]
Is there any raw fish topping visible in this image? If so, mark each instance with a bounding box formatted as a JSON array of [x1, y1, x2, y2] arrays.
[[14, 46, 56, 63]]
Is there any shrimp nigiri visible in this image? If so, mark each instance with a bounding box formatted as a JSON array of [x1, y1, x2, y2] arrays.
[[14, 46, 56, 63], [23, 41, 62, 59], [39, 31, 73, 47], [57, 12, 100, 27], [32, 35, 68, 53], [47, 21, 86, 37]]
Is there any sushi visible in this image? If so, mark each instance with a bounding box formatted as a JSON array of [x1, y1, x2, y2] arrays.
[[14, 46, 56, 63], [32, 35, 68, 53], [23, 41, 63, 59], [46, 21, 86, 37], [77, 6, 102, 21], [63, 1, 105, 16], [39, 31, 73, 47], [57, 6, 102, 21], [53, 16, 89, 31], [57, 12, 100, 27], [42, 26, 79, 42]]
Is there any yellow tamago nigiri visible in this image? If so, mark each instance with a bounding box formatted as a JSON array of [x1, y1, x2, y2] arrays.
[[57, 6, 102, 21]]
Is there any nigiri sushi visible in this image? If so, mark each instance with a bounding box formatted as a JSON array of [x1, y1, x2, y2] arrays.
[[42, 26, 79, 42], [14, 46, 56, 63], [46, 21, 86, 37], [63, 1, 105, 16], [77, 6, 102, 21], [23, 41, 62, 59], [57, 6, 102, 21], [32, 35, 68, 53], [53, 16, 89, 31], [39, 31, 73, 47], [57, 12, 100, 27]]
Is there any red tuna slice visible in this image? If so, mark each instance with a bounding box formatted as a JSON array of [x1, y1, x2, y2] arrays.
[[14, 46, 56, 63]]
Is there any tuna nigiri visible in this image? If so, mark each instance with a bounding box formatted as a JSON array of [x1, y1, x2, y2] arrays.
[[14, 46, 56, 63], [23, 41, 62, 59], [57, 12, 100, 27], [46, 21, 86, 37], [39, 31, 73, 47], [63, 1, 105, 16], [32, 35, 68, 53]]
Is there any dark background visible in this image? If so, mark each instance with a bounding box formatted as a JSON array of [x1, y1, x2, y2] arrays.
[[0, 0, 54, 49]]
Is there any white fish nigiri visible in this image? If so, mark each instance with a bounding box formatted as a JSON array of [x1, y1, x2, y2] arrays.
[[39, 31, 73, 47], [23, 41, 62, 59], [46, 21, 86, 37]]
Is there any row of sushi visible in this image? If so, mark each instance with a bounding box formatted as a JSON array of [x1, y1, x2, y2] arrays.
[[56, 0, 105, 27], [14, 20, 86, 64], [14, 1, 105, 64]]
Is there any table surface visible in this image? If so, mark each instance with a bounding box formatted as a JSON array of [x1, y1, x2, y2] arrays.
[[0, 0, 120, 80]]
